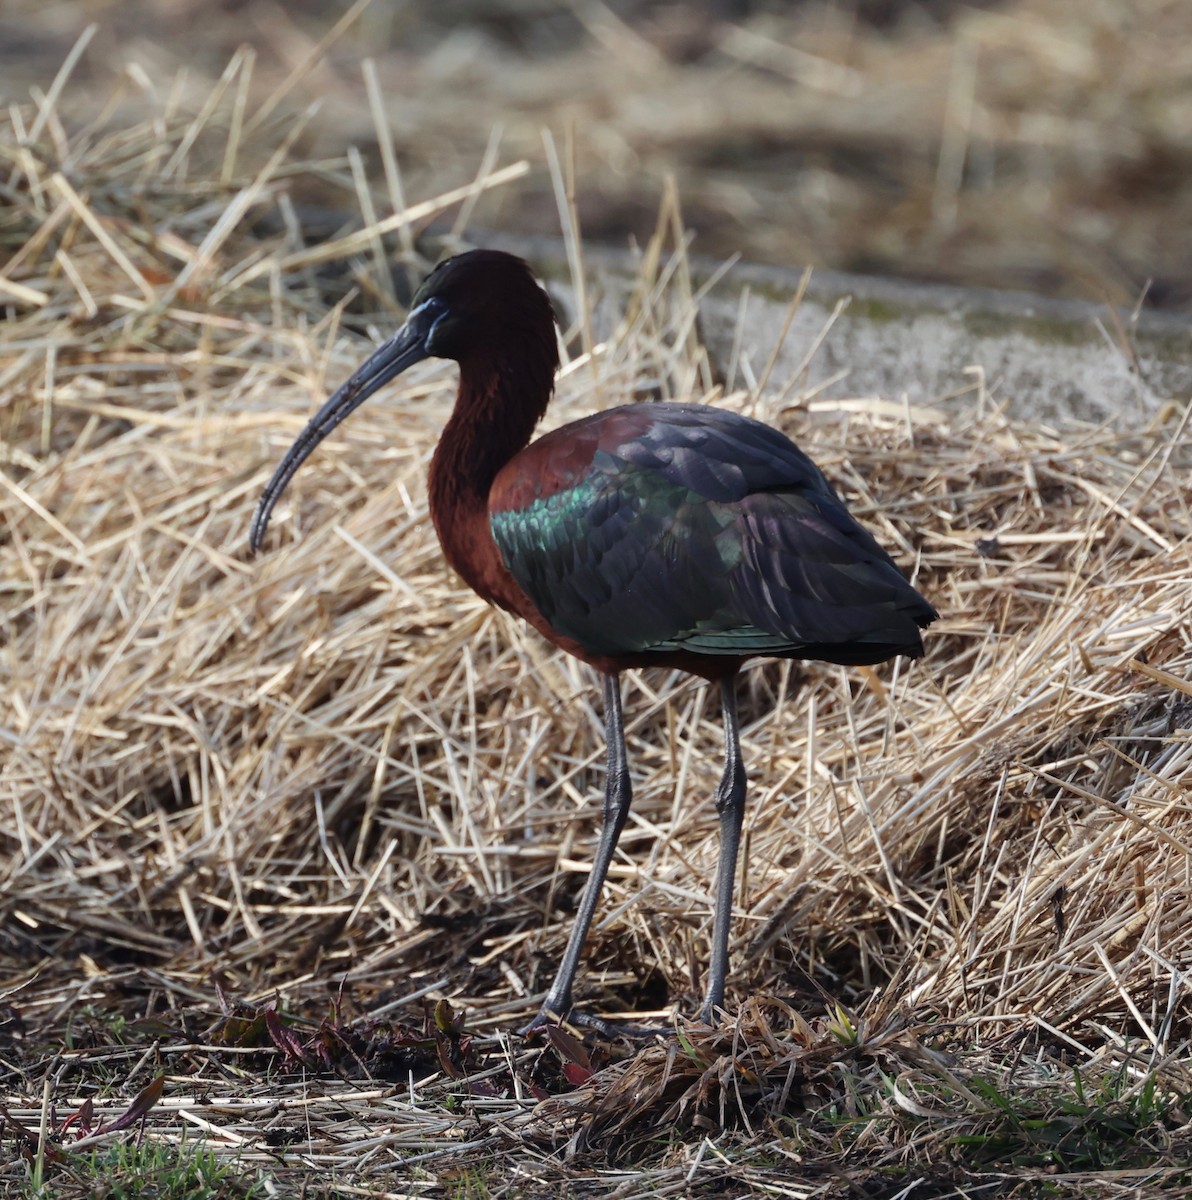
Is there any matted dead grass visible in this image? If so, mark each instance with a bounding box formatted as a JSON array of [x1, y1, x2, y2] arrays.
[[2, 40, 1192, 1199], [7, 0, 1192, 311]]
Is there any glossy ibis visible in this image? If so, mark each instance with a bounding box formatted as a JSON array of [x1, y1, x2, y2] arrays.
[[251, 249, 937, 1031]]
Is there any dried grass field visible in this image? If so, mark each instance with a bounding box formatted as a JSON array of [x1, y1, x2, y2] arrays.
[[3, 6, 1192, 1199]]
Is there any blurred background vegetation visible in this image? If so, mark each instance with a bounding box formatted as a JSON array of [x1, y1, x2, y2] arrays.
[[2, 0, 1190, 308]]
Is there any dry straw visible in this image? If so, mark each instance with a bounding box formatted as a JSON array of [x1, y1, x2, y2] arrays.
[[2, 36, 1191, 1190]]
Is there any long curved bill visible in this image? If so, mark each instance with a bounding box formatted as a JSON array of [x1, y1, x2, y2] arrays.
[[249, 309, 436, 553]]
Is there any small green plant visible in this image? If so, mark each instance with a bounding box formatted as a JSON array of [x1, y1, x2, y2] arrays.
[[950, 1064, 1183, 1173], [826, 1002, 861, 1047], [62, 1007, 130, 1053], [25, 1140, 262, 1200], [443, 1166, 490, 1200]]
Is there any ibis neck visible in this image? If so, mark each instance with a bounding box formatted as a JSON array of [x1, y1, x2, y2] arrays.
[[428, 357, 553, 578]]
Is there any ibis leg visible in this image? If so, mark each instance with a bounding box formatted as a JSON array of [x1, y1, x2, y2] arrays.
[[527, 672, 632, 1030], [698, 673, 747, 1024]]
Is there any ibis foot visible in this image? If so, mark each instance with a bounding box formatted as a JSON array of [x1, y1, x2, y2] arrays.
[[521, 1005, 671, 1041]]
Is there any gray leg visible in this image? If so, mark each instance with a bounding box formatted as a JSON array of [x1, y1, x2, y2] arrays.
[[526, 672, 631, 1030], [698, 673, 747, 1024]]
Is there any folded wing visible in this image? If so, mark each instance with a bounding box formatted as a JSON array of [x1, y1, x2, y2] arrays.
[[489, 403, 936, 665]]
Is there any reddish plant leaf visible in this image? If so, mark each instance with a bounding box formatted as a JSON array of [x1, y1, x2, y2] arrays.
[[60, 1098, 94, 1138], [265, 1009, 307, 1066], [0, 1102, 42, 1151], [99, 1075, 165, 1135], [543, 1024, 591, 1071], [435, 1033, 464, 1079]]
